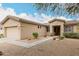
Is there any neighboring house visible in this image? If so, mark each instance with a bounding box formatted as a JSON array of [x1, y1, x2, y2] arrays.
[[1, 15, 79, 40]]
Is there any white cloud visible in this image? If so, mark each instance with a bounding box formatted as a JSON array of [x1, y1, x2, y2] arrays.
[[0, 4, 73, 23], [54, 16, 73, 21], [0, 7, 43, 23], [18, 13, 42, 23], [0, 7, 17, 21], [55, 16, 67, 19], [39, 13, 52, 23], [41, 13, 51, 19], [33, 13, 52, 23], [0, 4, 2, 7], [18, 13, 28, 18], [6, 8, 16, 15], [34, 13, 38, 16], [43, 16, 73, 23]]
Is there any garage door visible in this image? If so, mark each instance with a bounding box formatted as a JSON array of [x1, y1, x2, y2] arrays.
[[6, 27, 19, 40]]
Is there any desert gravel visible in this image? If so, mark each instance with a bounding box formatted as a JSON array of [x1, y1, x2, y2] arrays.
[[0, 38, 79, 56]]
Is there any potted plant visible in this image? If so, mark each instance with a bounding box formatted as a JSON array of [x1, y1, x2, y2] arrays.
[[32, 32, 38, 39]]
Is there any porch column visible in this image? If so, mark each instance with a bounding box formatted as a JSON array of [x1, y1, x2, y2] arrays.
[[50, 25, 52, 33], [60, 25, 64, 36]]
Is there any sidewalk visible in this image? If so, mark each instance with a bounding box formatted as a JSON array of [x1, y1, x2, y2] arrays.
[[0, 37, 53, 48]]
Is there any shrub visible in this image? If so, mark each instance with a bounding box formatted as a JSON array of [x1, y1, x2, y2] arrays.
[[59, 36, 64, 40], [63, 32, 79, 39], [32, 32, 38, 39], [0, 34, 4, 38], [49, 33, 53, 36]]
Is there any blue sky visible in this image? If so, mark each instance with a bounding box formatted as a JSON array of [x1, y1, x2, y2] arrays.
[[2, 3, 37, 15], [0, 3, 78, 22]]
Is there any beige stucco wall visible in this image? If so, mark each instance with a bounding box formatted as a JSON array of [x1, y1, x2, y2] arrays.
[[49, 21, 65, 36], [20, 22, 47, 39], [2, 19, 21, 40], [75, 25, 79, 33], [73, 25, 78, 33], [2, 18, 47, 40]]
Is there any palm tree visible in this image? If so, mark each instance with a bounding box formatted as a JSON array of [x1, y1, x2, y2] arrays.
[[33, 3, 79, 16], [65, 3, 79, 15]]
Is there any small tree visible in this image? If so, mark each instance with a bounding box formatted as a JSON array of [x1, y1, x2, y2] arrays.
[[32, 32, 38, 39]]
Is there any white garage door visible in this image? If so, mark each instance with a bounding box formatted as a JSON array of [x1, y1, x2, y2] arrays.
[[6, 27, 19, 40]]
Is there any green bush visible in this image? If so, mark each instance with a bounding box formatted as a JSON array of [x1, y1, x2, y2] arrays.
[[0, 34, 4, 38], [63, 32, 79, 39], [59, 36, 64, 40], [32, 32, 38, 39], [49, 33, 53, 36]]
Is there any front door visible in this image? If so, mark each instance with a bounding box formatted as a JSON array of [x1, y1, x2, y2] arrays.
[[53, 26, 60, 36]]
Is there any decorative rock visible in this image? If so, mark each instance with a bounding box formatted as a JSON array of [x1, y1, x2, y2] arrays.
[[53, 38, 56, 40]]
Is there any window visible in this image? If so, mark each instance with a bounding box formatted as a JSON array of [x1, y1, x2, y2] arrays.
[[64, 26, 73, 32], [38, 25, 41, 29]]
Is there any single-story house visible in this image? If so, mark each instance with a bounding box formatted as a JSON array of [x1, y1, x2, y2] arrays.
[[1, 15, 79, 40]]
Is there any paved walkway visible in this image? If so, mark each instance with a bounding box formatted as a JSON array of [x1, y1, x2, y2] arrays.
[[0, 37, 53, 48]]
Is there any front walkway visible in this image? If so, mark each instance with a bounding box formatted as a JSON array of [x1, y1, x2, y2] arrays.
[[0, 37, 53, 48]]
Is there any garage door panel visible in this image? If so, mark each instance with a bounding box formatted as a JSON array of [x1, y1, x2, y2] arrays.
[[6, 27, 19, 40]]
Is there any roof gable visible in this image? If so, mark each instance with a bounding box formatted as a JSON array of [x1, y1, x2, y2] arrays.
[[49, 19, 65, 23], [3, 18, 20, 27], [1, 15, 20, 25]]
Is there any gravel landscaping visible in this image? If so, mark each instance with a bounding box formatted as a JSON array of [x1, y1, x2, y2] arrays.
[[0, 38, 79, 56]]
